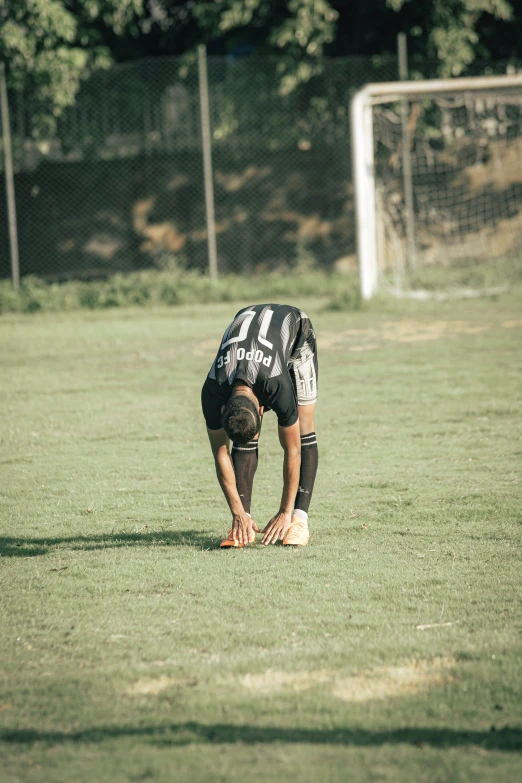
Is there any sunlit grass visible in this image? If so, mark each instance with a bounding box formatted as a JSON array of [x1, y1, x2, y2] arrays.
[[1, 290, 521, 782]]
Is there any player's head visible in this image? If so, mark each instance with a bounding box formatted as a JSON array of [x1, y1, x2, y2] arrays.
[[222, 395, 261, 444]]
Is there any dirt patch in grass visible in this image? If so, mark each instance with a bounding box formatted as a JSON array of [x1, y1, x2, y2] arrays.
[[381, 320, 489, 342], [239, 670, 332, 693], [346, 344, 380, 352], [332, 657, 457, 703], [237, 657, 457, 701], [198, 316, 517, 356], [319, 320, 494, 352], [194, 339, 218, 357], [127, 676, 183, 696], [319, 330, 378, 351]]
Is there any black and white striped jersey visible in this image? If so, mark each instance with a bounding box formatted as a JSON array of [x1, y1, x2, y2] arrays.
[[201, 304, 317, 430]]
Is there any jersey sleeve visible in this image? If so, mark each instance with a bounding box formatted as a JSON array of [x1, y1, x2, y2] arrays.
[[201, 377, 228, 430], [260, 374, 298, 428]]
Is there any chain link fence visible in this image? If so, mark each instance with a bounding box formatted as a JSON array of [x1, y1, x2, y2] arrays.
[[1, 54, 520, 283], [0, 54, 398, 282]]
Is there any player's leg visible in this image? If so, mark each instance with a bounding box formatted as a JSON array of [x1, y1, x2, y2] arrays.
[[284, 331, 318, 546], [282, 404, 317, 546], [231, 427, 261, 516], [294, 403, 318, 516], [220, 429, 261, 548]]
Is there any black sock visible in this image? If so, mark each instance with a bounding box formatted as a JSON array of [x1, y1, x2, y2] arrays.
[[232, 440, 258, 515], [294, 432, 318, 515]]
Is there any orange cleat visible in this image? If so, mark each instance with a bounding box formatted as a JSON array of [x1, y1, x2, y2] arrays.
[[283, 517, 310, 546], [220, 530, 245, 548]]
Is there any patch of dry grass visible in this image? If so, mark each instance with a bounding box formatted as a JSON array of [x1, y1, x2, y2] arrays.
[[332, 657, 456, 703], [236, 657, 457, 701]]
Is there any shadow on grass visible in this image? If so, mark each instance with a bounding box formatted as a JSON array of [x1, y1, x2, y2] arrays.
[[0, 531, 220, 557], [0, 723, 520, 751]]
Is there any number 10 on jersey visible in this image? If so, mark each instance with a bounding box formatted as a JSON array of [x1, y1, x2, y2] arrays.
[[217, 309, 275, 369]]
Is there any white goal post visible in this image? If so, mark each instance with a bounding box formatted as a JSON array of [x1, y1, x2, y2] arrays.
[[351, 74, 522, 299]]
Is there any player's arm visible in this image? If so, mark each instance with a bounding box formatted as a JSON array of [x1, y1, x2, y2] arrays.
[[261, 420, 301, 545], [206, 428, 259, 545], [206, 428, 241, 511]]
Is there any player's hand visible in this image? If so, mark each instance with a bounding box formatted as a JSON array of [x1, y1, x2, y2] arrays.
[[261, 511, 292, 545], [231, 512, 260, 546]]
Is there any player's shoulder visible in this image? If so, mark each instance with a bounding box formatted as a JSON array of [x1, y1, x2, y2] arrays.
[[202, 375, 230, 405], [233, 303, 269, 316], [234, 303, 303, 317], [275, 303, 308, 319]]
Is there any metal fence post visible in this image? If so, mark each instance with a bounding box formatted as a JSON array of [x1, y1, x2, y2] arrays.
[[197, 45, 218, 281], [0, 62, 20, 289], [397, 33, 416, 272]]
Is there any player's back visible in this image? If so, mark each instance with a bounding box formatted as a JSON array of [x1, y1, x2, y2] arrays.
[[209, 304, 304, 387]]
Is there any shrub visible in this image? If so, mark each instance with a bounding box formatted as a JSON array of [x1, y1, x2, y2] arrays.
[[0, 268, 361, 315]]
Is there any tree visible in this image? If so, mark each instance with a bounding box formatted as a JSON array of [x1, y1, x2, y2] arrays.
[[386, 0, 515, 76], [2, 0, 521, 139], [0, 0, 144, 136], [193, 0, 338, 57]]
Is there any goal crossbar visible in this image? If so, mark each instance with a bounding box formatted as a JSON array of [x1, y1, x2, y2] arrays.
[[351, 74, 522, 299]]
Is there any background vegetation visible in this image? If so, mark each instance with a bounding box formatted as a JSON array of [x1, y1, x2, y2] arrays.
[[2, 0, 522, 137], [0, 269, 361, 314]]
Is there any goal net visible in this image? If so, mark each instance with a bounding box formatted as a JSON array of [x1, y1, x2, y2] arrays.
[[351, 75, 522, 299]]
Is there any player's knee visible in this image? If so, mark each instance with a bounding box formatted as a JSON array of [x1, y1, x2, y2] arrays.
[[297, 406, 315, 436]]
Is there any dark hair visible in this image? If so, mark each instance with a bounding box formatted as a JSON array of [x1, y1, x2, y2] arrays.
[[222, 395, 260, 444]]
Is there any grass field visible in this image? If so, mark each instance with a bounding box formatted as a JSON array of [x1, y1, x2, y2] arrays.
[[1, 290, 521, 782]]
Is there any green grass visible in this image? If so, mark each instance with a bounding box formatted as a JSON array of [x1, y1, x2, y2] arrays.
[[1, 289, 521, 782], [395, 254, 522, 294]]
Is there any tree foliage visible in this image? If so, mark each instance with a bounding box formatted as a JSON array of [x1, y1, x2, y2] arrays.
[[194, 0, 338, 57], [1, 0, 521, 138], [193, 0, 339, 93], [0, 0, 143, 136], [387, 0, 514, 75]]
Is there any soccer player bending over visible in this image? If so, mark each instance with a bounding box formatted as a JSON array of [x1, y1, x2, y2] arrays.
[[201, 304, 318, 547]]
